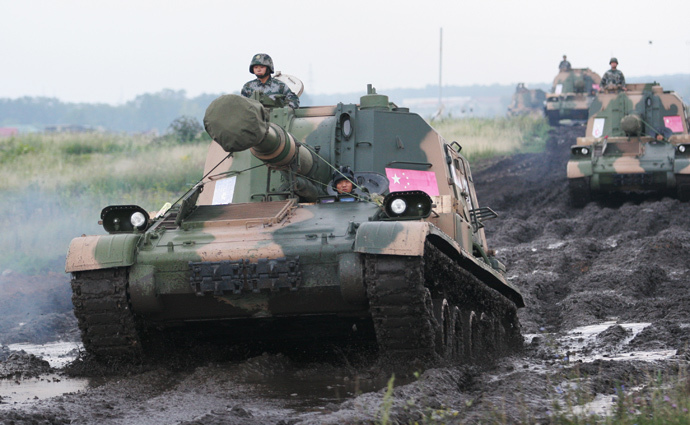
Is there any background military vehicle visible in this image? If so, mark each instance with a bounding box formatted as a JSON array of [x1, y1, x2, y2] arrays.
[[567, 82, 690, 207], [507, 83, 546, 117], [544, 68, 601, 125], [66, 85, 524, 366]]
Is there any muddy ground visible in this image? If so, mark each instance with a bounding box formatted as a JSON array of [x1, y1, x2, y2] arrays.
[[1, 125, 689, 424]]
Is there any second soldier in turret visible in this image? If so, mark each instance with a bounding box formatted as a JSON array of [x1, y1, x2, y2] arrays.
[[241, 53, 300, 109]]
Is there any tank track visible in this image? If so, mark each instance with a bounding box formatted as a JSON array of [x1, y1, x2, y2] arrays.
[[676, 174, 690, 202], [365, 241, 522, 366], [71, 268, 143, 359], [569, 177, 592, 208]]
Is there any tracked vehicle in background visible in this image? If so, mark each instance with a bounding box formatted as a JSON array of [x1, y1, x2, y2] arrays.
[[66, 84, 524, 366], [544, 68, 601, 125], [567, 82, 690, 207], [507, 83, 546, 117]]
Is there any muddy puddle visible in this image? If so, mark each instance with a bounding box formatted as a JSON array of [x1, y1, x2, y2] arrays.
[[0, 342, 93, 408]]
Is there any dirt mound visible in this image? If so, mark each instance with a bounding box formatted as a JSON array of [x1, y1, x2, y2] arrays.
[[473, 127, 690, 335], [0, 348, 52, 379]]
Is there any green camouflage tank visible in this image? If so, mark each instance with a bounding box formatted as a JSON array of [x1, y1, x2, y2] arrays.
[[65, 85, 524, 367], [507, 83, 546, 117], [567, 82, 690, 206], [544, 68, 601, 125]]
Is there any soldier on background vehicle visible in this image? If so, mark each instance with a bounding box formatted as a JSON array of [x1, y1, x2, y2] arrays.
[[241, 53, 300, 109], [559, 55, 571, 71], [600, 57, 626, 91]]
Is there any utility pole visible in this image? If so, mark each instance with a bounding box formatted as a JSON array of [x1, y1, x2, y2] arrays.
[[439, 27, 443, 110], [433, 27, 444, 121]]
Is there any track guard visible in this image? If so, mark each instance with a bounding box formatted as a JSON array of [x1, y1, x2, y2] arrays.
[[354, 221, 430, 256], [65, 234, 142, 273]]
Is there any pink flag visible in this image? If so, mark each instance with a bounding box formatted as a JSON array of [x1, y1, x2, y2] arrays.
[[386, 168, 439, 196], [663, 116, 684, 133]]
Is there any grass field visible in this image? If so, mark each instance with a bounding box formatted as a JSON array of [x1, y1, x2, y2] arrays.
[[0, 115, 548, 275]]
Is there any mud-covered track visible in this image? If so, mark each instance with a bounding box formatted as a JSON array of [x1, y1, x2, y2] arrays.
[[71, 268, 142, 359], [364, 241, 522, 367]]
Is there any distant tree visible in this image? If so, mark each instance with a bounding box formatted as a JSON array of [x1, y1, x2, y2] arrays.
[[168, 115, 203, 143]]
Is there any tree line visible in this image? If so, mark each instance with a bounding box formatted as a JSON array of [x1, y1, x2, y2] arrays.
[[1, 74, 687, 134]]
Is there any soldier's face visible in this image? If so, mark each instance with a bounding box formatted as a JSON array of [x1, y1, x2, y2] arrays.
[[610, 62, 617, 69], [336, 179, 353, 194], [253, 65, 268, 77]]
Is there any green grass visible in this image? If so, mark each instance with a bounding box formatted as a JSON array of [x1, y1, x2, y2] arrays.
[[431, 115, 550, 161], [0, 132, 207, 275]]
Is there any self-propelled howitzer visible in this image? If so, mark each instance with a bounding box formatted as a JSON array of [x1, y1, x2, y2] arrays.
[[66, 85, 524, 366], [567, 82, 690, 206]]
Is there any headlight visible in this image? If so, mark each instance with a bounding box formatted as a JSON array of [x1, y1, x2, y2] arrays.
[[383, 191, 432, 219], [571, 146, 592, 157], [130, 212, 147, 228], [678, 145, 687, 153], [390, 198, 407, 214], [101, 205, 150, 233]]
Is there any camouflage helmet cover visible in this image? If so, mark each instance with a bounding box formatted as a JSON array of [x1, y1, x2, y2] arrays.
[[609, 57, 618, 64], [249, 53, 274, 74]]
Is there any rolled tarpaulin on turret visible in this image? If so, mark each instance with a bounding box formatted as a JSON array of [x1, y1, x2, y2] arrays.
[[203, 94, 269, 153]]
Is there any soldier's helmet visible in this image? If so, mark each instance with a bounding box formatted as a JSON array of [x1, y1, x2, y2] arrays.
[[332, 166, 355, 187], [609, 57, 618, 64], [249, 53, 274, 74]]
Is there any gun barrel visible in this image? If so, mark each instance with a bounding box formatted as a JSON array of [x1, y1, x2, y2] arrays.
[[204, 94, 313, 175]]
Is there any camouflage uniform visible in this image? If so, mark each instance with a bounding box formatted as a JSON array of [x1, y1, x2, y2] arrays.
[[600, 69, 626, 87], [558, 60, 571, 71], [241, 77, 300, 109]]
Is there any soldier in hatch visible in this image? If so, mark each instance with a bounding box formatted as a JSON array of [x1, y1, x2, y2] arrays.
[[333, 166, 355, 194], [600, 57, 626, 91], [559, 55, 571, 71], [241, 53, 300, 109]]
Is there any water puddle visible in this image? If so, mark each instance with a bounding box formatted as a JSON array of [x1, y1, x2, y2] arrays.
[[0, 341, 90, 408], [243, 372, 395, 411], [558, 321, 676, 363]]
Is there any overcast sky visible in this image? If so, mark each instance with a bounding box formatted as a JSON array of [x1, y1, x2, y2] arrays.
[[2, 0, 689, 105]]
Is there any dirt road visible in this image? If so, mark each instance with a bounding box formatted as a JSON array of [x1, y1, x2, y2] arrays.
[[1, 125, 689, 424]]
